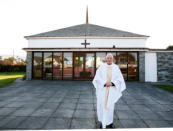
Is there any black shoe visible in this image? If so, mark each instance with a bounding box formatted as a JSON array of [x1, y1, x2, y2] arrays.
[[106, 123, 115, 129], [99, 123, 102, 129]]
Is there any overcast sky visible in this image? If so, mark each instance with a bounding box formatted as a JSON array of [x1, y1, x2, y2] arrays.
[[0, 0, 173, 58]]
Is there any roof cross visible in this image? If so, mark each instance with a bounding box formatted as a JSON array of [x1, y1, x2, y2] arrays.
[[81, 39, 90, 48]]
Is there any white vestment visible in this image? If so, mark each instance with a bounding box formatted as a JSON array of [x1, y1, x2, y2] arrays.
[[92, 63, 126, 128]]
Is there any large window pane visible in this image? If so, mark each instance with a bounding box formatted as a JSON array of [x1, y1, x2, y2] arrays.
[[53, 52, 62, 80], [63, 52, 72, 79], [43, 52, 52, 80], [85, 53, 95, 78], [33, 52, 42, 79], [96, 52, 106, 69], [128, 52, 138, 80], [117, 52, 128, 80], [74, 53, 84, 78]]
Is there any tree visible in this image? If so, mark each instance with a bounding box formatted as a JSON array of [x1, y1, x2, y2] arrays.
[[4, 57, 15, 64], [166, 45, 173, 50]]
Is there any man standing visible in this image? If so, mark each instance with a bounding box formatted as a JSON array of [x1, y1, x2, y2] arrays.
[[92, 53, 126, 129]]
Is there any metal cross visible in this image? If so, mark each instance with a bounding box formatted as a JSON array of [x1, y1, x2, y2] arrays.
[[81, 39, 90, 48]]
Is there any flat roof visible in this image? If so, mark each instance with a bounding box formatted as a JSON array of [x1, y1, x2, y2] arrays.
[[22, 47, 173, 52]]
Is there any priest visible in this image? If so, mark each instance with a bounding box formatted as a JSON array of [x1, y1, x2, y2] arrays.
[[92, 53, 126, 129]]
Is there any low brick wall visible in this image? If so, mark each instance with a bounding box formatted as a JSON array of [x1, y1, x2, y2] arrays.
[[157, 52, 173, 83], [26, 51, 32, 80], [139, 52, 145, 82]]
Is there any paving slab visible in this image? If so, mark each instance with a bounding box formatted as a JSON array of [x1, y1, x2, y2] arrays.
[[53, 108, 75, 118], [115, 104, 131, 111], [78, 98, 93, 104], [119, 119, 148, 128], [0, 107, 18, 116], [43, 118, 71, 129], [156, 111, 173, 121], [0, 101, 11, 107], [17, 116, 49, 129], [128, 104, 152, 111], [58, 102, 77, 110], [73, 109, 95, 119], [10, 108, 36, 116], [70, 118, 96, 129], [40, 102, 60, 109], [62, 98, 78, 103], [5, 101, 27, 108], [144, 120, 172, 128], [1, 116, 27, 129], [0, 116, 16, 128], [116, 110, 141, 119], [135, 110, 162, 120], [31, 108, 55, 117], [76, 103, 94, 110]]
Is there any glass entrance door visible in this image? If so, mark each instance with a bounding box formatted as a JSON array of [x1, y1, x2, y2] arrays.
[[74, 52, 95, 80], [74, 53, 84, 79]]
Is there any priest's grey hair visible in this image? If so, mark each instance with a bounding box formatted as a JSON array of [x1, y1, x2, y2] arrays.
[[106, 53, 113, 59]]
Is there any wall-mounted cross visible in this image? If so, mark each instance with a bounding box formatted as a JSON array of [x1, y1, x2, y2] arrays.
[[81, 39, 90, 48]]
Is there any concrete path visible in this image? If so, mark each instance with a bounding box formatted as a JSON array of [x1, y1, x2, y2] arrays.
[[0, 78, 173, 129]]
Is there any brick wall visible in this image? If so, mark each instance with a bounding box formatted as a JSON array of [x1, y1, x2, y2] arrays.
[[157, 52, 173, 83]]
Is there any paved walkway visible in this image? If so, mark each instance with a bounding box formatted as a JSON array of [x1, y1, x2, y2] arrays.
[[0, 78, 173, 129]]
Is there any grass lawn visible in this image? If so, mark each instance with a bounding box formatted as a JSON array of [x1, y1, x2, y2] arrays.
[[0, 72, 25, 87], [152, 84, 173, 93]]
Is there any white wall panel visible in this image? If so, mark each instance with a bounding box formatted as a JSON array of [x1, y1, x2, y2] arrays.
[[145, 52, 157, 82], [28, 38, 147, 48]]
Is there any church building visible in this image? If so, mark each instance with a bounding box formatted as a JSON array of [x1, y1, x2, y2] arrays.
[[23, 8, 173, 82]]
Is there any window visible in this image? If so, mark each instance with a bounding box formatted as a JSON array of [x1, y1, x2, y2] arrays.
[[53, 52, 62, 80], [33, 52, 42, 79], [63, 52, 73, 79], [117, 52, 128, 80], [85, 53, 95, 78], [96, 52, 106, 69], [128, 52, 138, 80], [43, 52, 52, 80]]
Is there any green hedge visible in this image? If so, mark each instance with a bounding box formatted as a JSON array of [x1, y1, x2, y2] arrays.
[[0, 65, 26, 72]]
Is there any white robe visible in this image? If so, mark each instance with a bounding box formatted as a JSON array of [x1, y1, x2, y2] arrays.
[[92, 63, 126, 128]]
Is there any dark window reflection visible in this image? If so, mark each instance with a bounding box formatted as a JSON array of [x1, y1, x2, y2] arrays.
[[96, 52, 106, 69], [85, 53, 95, 78], [43, 52, 52, 80], [63, 52, 73, 80], [53, 52, 62, 80], [74, 53, 84, 78], [128, 52, 138, 80], [33, 52, 42, 79], [117, 52, 128, 80]]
